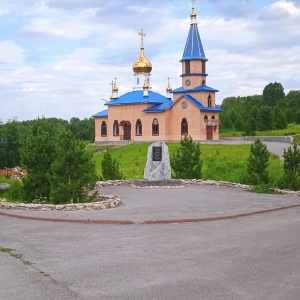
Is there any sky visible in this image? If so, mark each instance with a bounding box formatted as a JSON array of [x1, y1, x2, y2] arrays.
[[1, 0, 300, 122]]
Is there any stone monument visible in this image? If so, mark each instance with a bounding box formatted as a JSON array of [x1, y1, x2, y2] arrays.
[[144, 141, 171, 180], [134, 141, 182, 187]]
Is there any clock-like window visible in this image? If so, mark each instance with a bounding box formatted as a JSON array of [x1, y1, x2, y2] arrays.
[[181, 102, 188, 109], [185, 79, 191, 86]]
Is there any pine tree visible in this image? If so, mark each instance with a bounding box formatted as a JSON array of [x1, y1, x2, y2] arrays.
[[281, 144, 300, 190], [20, 118, 56, 201], [101, 148, 123, 180], [49, 129, 97, 204], [246, 139, 270, 185], [171, 135, 202, 179]]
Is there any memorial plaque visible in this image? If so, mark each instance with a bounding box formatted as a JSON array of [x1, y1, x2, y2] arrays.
[[152, 146, 162, 161]]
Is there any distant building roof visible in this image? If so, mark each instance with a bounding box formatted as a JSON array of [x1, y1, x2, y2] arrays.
[[172, 85, 219, 94], [92, 109, 108, 118], [106, 91, 169, 106]]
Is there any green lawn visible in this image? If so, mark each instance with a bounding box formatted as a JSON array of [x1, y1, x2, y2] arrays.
[[90, 143, 283, 183], [220, 123, 300, 138]]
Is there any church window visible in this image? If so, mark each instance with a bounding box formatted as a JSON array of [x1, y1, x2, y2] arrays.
[[185, 60, 190, 74], [113, 120, 119, 136], [212, 115, 215, 119], [101, 121, 107, 137], [202, 61, 206, 74], [208, 94, 212, 107], [181, 118, 188, 135], [136, 119, 142, 136], [137, 78, 139, 85], [147, 78, 149, 84], [204, 115, 208, 122], [152, 119, 159, 136]]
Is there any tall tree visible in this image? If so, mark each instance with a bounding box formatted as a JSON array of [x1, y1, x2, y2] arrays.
[[20, 118, 56, 201], [49, 129, 97, 204], [171, 135, 202, 179], [246, 139, 270, 185], [262, 82, 285, 107]]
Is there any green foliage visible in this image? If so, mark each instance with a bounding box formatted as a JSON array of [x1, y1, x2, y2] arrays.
[[1, 179, 23, 202], [245, 139, 270, 185], [101, 148, 123, 180], [0, 120, 21, 168], [49, 129, 97, 204], [20, 118, 56, 201], [20, 118, 97, 203], [262, 82, 285, 107], [280, 144, 300, 190], [171, 135, 202, 179]]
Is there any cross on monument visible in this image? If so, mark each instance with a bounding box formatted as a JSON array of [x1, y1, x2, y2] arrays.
[[138, 28, 146, 48], [191, 0, 195, 8], [114, 77, 117, 84], [167, 77, 170, 83]]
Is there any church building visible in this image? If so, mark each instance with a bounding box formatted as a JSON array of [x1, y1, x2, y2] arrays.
[[93, 2, 222, 143]]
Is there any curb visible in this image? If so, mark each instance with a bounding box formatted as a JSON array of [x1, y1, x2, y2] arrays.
[[1, 204, 300, 225]]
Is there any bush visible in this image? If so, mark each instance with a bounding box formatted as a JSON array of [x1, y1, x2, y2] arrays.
[[245, 138, 270, 185], [280, 144, 300, 190], [1, 180, 23, 202], [101, 148, 123, 180], [171, 135, 202, 179]]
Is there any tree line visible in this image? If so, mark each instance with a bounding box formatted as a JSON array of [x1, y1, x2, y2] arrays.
[[220, 82, 300, 135], [0, 117, 94, 169]]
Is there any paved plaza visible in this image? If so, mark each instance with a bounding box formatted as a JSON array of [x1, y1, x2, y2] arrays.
[[1, 183, 300, 299]]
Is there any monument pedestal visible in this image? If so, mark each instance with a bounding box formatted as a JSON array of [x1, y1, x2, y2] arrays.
[[134, 179, 182, 187]]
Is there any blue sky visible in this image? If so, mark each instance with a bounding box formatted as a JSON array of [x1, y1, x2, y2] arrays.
[[1, 0, 300, 122]]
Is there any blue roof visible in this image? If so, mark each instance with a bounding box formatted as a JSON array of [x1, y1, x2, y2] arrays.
[[179, 94, 223, 112], [92, 109, 108, 118], [172, 85, 219, 94], [182, 24, 207, 61], [143, 99, 173, 113], [106, 91, 169, 106]]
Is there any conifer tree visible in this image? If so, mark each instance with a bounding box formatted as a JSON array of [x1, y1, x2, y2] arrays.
[[281, 144, 300, 190], [20, 118, 56, 201], [171, 135, 202, 179], [246, 138, 270, 185], [49, 129, 97, 204], [101, 148, 123, 180]]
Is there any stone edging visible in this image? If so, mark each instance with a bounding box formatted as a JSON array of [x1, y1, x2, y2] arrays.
[[0, 195, 121, 211]]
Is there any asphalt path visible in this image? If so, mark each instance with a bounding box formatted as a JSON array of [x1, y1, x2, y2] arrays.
[[1, 207, 300, 299]]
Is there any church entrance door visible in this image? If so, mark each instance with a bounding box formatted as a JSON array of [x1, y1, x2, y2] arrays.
[[206, 126, 213, 140], [123, 122, 131, 140]]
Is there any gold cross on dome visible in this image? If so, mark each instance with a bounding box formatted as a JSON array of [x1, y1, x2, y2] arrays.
[[138, 28, 146, 48], [114, 77, 117, 84], [167, 77, 170, 83], [191, 0, 195, 9]]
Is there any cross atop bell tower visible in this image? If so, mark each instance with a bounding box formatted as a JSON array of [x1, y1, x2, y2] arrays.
[[138, 29, 146, 49]]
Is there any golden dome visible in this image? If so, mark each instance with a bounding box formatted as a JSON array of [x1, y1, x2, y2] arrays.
[[112, 82, 118, 92], [133, 47, 152, 74], [190, 7, 197, 18], [166, 82, 172, 92], [143, 79, 149, 90]]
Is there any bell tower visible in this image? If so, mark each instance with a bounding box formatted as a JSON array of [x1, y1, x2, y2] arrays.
[[181, 0, 208, 90]]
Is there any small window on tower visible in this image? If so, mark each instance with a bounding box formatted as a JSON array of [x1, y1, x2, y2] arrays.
[[137, 78, 139, 85], [185, 61, 190, 74]]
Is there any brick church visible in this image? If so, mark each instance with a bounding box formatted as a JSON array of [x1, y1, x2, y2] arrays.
[[93, 1, 222, 144]]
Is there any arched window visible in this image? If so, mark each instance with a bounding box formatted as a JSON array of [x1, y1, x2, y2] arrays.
[[204, 115, 208, 122], [147, 78, 149, 84], [113, 120, 119, 136], [152, 119, 159, 136], [181, 118, 188, 135], [137, 78, 139, 85], [208, 94, 212, 107], [101, 121, 107, 137], [212, 115, 215, 119], [136, 119, 142, 136]]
